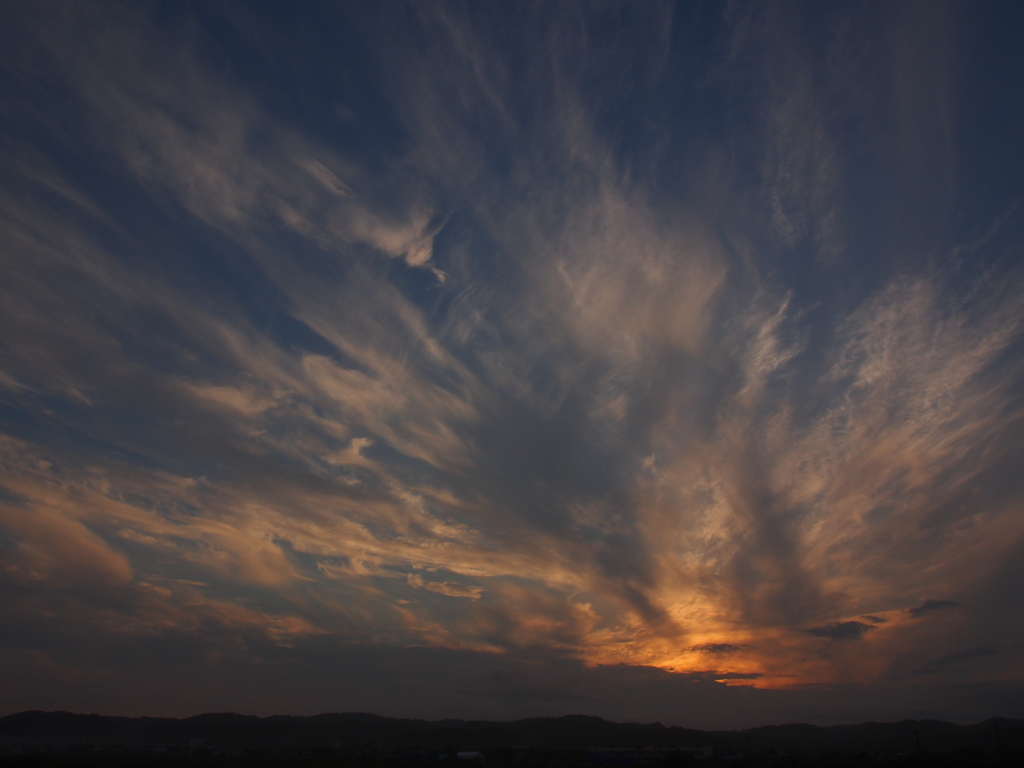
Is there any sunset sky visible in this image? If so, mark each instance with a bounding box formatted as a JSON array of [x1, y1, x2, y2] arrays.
[[2, 1, 1024, 728]]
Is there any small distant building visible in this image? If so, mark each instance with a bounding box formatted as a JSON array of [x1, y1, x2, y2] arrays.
[[456, 751, 486, 762]]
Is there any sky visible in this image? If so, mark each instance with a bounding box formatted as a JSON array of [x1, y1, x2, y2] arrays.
[[2, 0, 1024, 729]]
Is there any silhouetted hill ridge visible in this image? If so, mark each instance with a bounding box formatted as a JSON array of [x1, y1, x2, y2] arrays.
[[0, 711, 1020, 754]]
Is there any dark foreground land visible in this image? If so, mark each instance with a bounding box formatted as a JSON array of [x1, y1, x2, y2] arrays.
[[0, 712, 1020, 767]]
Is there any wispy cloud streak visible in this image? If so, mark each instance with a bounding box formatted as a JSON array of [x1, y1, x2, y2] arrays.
[[2, 0, 1024, 720]]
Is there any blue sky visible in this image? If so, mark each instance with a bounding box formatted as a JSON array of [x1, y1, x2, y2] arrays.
[[2, 1, 1024, 727]]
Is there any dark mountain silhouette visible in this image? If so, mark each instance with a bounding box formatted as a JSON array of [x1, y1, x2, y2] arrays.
[[0, 710, 1021, 756]]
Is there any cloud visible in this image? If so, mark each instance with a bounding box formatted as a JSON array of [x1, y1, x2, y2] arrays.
[[911, 645, 1006, 677], [408, 573, 483, 600], [0, 506, 132, 588], [722, 2, 846, 257], [802, 622, 875, 641], [16, 2, 442, 274], [907, 600, 961, 618], [690, 644, 746, 655], [1, 0, 1024, 721]]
